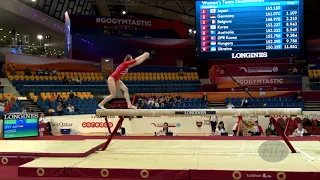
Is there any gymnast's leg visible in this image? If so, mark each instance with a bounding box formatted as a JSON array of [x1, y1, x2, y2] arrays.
[[98, 77, 117, 110], [116, 80, 136, 109]]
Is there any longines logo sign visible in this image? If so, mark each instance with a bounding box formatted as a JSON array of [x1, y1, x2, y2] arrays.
[[96, 18, 152, 27], [231, 52, 268, 59], [4, 113, 39, 120]]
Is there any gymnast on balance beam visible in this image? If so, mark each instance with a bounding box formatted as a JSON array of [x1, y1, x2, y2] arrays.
[[98, 52, 150, 110]]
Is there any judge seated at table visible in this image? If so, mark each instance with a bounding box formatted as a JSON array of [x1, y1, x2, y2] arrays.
[[248, 121, 264, 136], [156, 122, 174, 136], [214, 121, 228, 136], [116, 122, 126, 136], [292, 123, 308, 137]]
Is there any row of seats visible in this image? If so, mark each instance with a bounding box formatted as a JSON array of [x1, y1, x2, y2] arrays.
[[0, 93, 16, 100], [226, 97, 304, 109], [146, 102, 207, 109], [37, 96, 99, 115], [12, 80, 105, 85], [8, 71, 103, 77], [30, 92, 94, 102], [121, 72, 199, 81], [126, 72, 198, 76], [308, 69, 319, 82], [123, 80, 201, 85], [8, 75, 104, 81]]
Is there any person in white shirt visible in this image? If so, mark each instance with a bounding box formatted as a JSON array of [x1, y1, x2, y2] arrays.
[[0, 103, 5, 112], [39, 113, 49, 123], [226, 102, 234, 109], [67, 104, 75, 112], [210, 115, 217, 136], [21, 107, 27, 113], [293, 123, 308, 137]]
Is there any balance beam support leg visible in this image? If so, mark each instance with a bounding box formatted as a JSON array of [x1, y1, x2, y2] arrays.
[[101, 116, 124, 151], [105, 117, 112, 134], [270, 117, 296, 153]]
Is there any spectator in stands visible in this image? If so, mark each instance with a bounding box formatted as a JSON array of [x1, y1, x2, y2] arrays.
[[241, 97, 248, 108], [49, 92, 57, 102], [28, 107, 34, 112], [8, 61, 16, 75], [201, 93, 208, 104], [69, 90, 75, 99], [0, 97, 8, 104], [179, 69, 184, 76], [25, 68, 32, 76], [147, 97, 155, 108], [226, 102, 234, 109], [154, 101, 160, 108], [9, 97, 18, 108], [49, 69, 57, 76], [0, 103, 5, 112], [37, 68, 44, 76], [57, 102, 63, 115], [296, 91, 304, 102], [106, 65, 112, 77], [67, 104, 75, 113], [56, 95, 63, 103], [21, 107, 27, 113], [175, 93, 181, 104], [151, 93, 156, 101], [292, 123, 308, 137], [165, 94, 174, 107], [63, 76, 69, 85]]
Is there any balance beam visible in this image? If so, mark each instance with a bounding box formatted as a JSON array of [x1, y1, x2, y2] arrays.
[[96, 108, 301, 117]]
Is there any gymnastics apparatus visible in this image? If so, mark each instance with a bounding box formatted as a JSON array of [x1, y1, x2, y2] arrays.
[[97, 108, 302, 152]]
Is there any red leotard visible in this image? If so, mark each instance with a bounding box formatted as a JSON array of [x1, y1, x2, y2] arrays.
[[109, 59, 136, 81]]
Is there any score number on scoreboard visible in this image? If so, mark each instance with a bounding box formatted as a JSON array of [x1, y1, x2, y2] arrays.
[[196, 0, 303, 59]]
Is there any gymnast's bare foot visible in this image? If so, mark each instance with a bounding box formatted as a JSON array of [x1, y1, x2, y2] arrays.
[[128, 105, 137, 109], [98, 104, 106, 110]]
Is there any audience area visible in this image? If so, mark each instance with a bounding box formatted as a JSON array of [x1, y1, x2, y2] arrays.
[[0, 93, 24, 115], [8, 70, 105, 95], [308, 69, 320, 90], [135, 93, 208, 109], [226, 96, 304, 109], [121, 72, 201, 93], [30, 92, 98, 115]]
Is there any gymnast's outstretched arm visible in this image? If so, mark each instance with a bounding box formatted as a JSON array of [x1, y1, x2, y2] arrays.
[[128, 52, 150, 68]]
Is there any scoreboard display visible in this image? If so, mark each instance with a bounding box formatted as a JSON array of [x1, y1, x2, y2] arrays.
[[195, 0, 304, 60], [3, 114, 39, 139]]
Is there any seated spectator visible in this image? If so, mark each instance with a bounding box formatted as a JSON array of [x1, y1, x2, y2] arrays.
[[0, 103, 5, 112], [226, 102, 234, 109], [28, 107, 34, 112], [21, 107, 27, 113], [8, 61, 16, 75], [201, 93, 208, 104], [57, 102, 63, 115], [66, 104, 75, 112], [9, 97, 18, 108], [25, 68, 32, 76], [0, 97, 8, 104], [56, 95, 63, 103], [63, 76, 69, 85], [49, 92, 57, 101], [154, 101, 160, 108], [49, 69, 57, 76], [179, 69, 184, 76], [175, 93, 182, 104], [37, 68, 44, 76], [147, 97, 155, 108], [241, 97, 248, 108], [44, 68, 50, 76], [69, 90, 75, 99], [151, 93, 156, 101], [292, 123, 308, 137]]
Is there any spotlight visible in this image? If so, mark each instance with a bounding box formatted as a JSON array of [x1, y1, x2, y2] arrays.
[[189, 29, 192, 33], [37, 35, 43, 40], [121, 10, 126, 15], [193, 30, 196, 34]]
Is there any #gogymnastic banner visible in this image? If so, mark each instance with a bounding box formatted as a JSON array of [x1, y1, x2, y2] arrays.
[[209, 64, 301, 84], [217, 75, 302, 92]]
